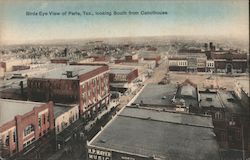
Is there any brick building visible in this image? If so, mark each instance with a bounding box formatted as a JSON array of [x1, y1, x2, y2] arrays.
[[114, 54, 140, 64], [109, 67, 139, 93], [212, 51, 247, 73], [0, 99, 54, 156], [199, 89, 249, 155], [88, 55, 109, 62], [168, 44, 248, 74], [27, 64, 110, 120], [50, 58, 69, 64], [234, 78, 250, 153]]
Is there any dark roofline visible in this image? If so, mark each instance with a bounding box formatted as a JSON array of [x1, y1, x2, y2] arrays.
[[118, 113, 213, 129], [126, 105, 212, 119], [199, 89, 218, 94]]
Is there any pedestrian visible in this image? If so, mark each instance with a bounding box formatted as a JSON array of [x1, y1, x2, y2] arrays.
[[70, 145, 72, 153], [74, 133, 77, 139], [57, 143, 61, 150]]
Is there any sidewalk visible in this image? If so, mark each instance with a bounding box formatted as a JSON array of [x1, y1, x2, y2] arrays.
[[85, 100, 119, 131]]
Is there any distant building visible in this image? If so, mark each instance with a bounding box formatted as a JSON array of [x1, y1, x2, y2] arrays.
[[115, 52, 161, 67], [50, 58, 69, 64], [206, 60, 215, 72], [168, 44, 247, 74], [132, 84, 189, 112], [88, 55, 109, 62], [0, 67, 4, 78], [12, 65, 30, 71], [139, 51, 161, 66], [110, 63, 151, 83], [87, 106, 220, 160], [0, 59, 32, 72], [27, 64, 110, 120], [109, 67, 138, 93], [168, 57, 187, 71], [212, 51, 247, 73], [175, 79, 200, 113], [0, 99, 54, 155], [114, 54, 140, 64], [168, 53, 207, 72]]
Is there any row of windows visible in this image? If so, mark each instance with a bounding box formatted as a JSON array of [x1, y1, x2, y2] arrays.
[[29, 81, 78, 90], [56, 112, 78, 133], [69, 112, 78, 126], [207, 63, 214, 67], [23, 138, 35, 148], [82, 76, 108, 90], [178, 61, 187, 66], [38, 113, 49, 128]]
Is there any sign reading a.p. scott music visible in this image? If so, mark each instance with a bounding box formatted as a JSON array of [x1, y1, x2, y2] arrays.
[[88, 147, 112, 160]]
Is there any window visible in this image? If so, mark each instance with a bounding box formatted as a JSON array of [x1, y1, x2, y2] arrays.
[[47, 114, 50, 122], [24, 125, 34, 136], [206, 97, 213, 101], [43, 115, 46, 124], [81, 84, 85, 90], [75, 113, 78, 120], [5, 135, 9, 146], [215, 111, 222, 120], [38, 116, 41, 127], [13, 129, 16, 143]]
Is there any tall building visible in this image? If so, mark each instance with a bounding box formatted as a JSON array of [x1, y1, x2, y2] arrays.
[[27, 64, 110, 119]]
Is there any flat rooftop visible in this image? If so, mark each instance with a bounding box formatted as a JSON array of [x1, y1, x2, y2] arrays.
[[31, 65, 101, 79], [54, 104, 78, 118], [133, 84, 177, 106], [110, 68, 134, 74], [199, 91, 224, 108], [89, 107, 220, 160], [0, 99, 45, 126]]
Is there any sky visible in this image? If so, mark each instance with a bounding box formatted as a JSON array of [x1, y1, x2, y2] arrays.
[[0, 0, 249, 44]]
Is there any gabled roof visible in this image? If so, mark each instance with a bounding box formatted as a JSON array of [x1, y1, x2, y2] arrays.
[[180, 79, 197, 88]]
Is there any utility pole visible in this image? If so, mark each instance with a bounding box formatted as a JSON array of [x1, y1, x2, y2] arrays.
[[241, 121, 245, 160]]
